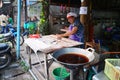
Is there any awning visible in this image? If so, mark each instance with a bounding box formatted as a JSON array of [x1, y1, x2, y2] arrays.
[[3, 0, 11, 4], [27, 0, 38, 5]]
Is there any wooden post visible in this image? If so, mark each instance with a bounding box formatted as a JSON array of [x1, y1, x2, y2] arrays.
[[80, 0, 90, 43], [24, 0, 27, 21]]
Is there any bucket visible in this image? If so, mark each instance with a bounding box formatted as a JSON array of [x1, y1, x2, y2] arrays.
[[52, 67, 70, 80]]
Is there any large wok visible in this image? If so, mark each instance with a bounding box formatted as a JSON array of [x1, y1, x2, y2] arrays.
[[52, 47, 95, 69]]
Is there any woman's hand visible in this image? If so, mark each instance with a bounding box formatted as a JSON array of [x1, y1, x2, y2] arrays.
[[60, 29, 68, 32], [56, 34, 62, 40]]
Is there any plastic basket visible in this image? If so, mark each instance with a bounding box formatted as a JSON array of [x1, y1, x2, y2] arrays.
[[52, 67, 70, 80], [104, 59, 120, 80]]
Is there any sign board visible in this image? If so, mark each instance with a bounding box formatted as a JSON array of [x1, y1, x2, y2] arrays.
[[28, 2, 42, 19], [79, 7, 88, 14], [81, 0, 84, 2]]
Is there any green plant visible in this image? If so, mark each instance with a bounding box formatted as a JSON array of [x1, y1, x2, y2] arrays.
[[38, 0, 49, 35], [20, 61, 30, 72]]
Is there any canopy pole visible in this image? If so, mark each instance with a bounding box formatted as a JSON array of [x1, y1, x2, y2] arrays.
[[16, 0, 21, 60]]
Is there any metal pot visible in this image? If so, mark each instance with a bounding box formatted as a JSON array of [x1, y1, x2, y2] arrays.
[[52, 47, 95, 69]]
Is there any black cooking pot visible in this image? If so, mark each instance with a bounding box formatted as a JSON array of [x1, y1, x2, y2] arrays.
[[52, 47, 95, 69]]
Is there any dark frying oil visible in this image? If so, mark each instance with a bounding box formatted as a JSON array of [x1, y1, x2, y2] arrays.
[[57, 53, 89, 64]]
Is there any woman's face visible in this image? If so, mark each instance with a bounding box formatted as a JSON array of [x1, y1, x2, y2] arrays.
[[67, 16, 75, 24]]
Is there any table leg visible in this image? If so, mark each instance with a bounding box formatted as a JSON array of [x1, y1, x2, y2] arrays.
[[27, 46, 32, 69], [34, 52, 49, 80], [44, 54, 49, 80], [79, 67, 84, 80], [70, 69, 73, 80], [26, 47, 51, 80]]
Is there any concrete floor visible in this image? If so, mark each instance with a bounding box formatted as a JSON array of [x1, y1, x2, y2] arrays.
[[0, 41, 64, 80], [0, 64, 34, 80], [0, 58, 64, 80]]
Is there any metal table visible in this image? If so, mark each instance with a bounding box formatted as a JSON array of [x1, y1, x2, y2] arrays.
[[24, 35, 83, 80]]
